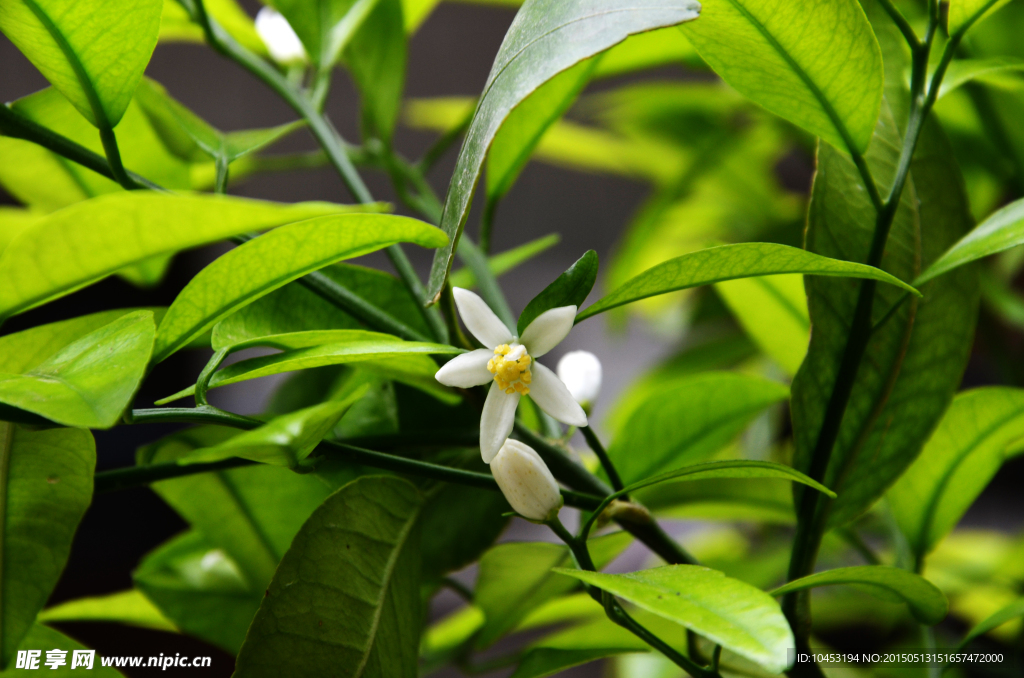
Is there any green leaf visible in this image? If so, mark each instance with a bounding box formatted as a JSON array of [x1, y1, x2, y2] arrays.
[[37, 590, 177, 632], [509, 616, 653, 678], [473, 532, 633, 648], [449, 233, 561, 289], [592, 25, 702, 79], [158, 0, 269, 56], [678, 0, 882, 153], [888, 388, 1024, 560], [716, 274, 809, 377], [948, 0, 1015, 36], [135, 78, 304, 165], [425, 0, 701, 301], [613, 459, 836, 502], [401, 0, 439, 32], [608, 371, 790, 484], [938, 57, 1024, 100], [791, 111, 980, 527], [0, 311, 155, 429], [0, 424, 94, 669], [487, 59, 596, 204], [345, 0, 406, 141], [213, 262, 433, 347], [151, 214, 446, 362], [555, 565, 793, 674], [917, 197, 1024, 285], [518, 250, 598, 334], [179, 396, 364, 468], [0, 0, 162, 128], [269, 0, 379, 67], [233, 476, 422, 678], [958, 598, 1024, 647], [133, 530, 261, 654], [639, 477, 795, 525], [5, 624, 124, 676], [157, 331, 460, 404], [0, 208, 39, 256], [0, 193, 378, 321], [768, 566, 948, 625], [576, 243, 919, 322]]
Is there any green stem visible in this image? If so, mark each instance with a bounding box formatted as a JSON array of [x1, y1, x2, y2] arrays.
[[581, 426, 624, 492], [98, 126, 140, 190], [213, 152, 230, 194], [877, 0, 920, 49], [194, 348, 230, 407]]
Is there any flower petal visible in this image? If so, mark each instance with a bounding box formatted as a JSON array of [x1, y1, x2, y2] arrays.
[[529, 362, 588, 427], [520, 305, 577, 357], [453, 287, 514, 348], [434, 349, 494, 387], [480, 381, 520, 463], [490, 439, 562, 521]]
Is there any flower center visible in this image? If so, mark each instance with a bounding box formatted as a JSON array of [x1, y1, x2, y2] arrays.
[[487, 343, 532, 395]]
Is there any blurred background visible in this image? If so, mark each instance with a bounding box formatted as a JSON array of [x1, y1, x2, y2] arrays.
[[2, 0, 1023, 675]]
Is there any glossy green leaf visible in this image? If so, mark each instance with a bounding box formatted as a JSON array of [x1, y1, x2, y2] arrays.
[[518, 250, 598, 334], [233, 476, 422, 678], [473, 532, 633, 648], [958, 598, 1024, 647], [678, 0, 882, 153], [917, 197, 1024, 285], [180, 397, 364, 468], [609, 371, 789, 484], [0, 311, 154, 429], [158, 331, 459, 403], [212, 263, 433, 347], [577, 243, 918, 322], [0, 208, 39, 256], [151, 214, 445, 362], [0, 0, 162, 128], [0, 87, 192, 211], [938, 57, 1024, 99], [449, 233, 561, 289], [716, 274, 809, 377], [345, 0, 406, 141], [556, 565, 793, 674], [639, 477, 795, 524], [769, 566, 948, 624], [37, 590, 177, 632], [487, 59, 596, 204], [791, 111, 980, 527], [948, 0, 1015, 36], [0, 193, 377, 321], [889, 388, 1024, 559], [269, 0, 379, 66], [612, 460, 836, 503], [425, 0, 701, 301], [0, 424, 94, 669], [133, 530, 262, 654], [6, 624, 123, 676]]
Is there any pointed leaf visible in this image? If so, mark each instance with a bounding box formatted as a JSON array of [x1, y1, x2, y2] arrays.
[[889, 388, 1024, 560], [425, 0, 701, 301], [37, 590, 177, 632], [678, 0, 883, 153], [0, 0, 162, 128], [615, 460, 836, 502], [958, 598, 1024, 648], [938, 57, 1024, 99], [0, 424, 95, 669], [917, 197, 1024, 285], [948, 0, 1015, 36], [555, 565, 793, 674], [0, 193, 379, 320], [233, 476, 422, 678], [151, 214, 446, 362], [768, 566, 948, 625], [0, 311, 155, 428], [519, 250, 598, 334], [576, 243, 919, 322], [609, 371, 790, 484]]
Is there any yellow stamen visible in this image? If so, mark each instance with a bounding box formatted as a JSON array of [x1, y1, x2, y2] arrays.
[[487, 343, 533, 395]]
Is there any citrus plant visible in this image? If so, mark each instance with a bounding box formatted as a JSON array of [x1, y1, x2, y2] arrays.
[[2, 0, 1024, 676]]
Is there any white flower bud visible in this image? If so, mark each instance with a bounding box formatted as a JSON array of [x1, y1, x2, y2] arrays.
[[255, 7, 307, 65], [490, 439, 562, 521], [556, 350, 602, 406]]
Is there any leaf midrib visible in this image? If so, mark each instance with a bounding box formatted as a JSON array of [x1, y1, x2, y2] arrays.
[[21, 0, 111, 129]]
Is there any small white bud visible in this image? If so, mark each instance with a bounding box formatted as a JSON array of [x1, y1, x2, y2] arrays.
[[255, 7, 307, 65], [556, 350, 602, 407], [490, 439, 562, 522]]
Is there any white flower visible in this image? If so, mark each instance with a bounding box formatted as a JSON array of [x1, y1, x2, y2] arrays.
[[255, 7, 307, 65], [435, 287, 588, 462], [556, 350, 602, 407], [490, 439, 562, 521]]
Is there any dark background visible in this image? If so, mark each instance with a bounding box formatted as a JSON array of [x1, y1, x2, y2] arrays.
[[1, 1, 1021, 675]]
